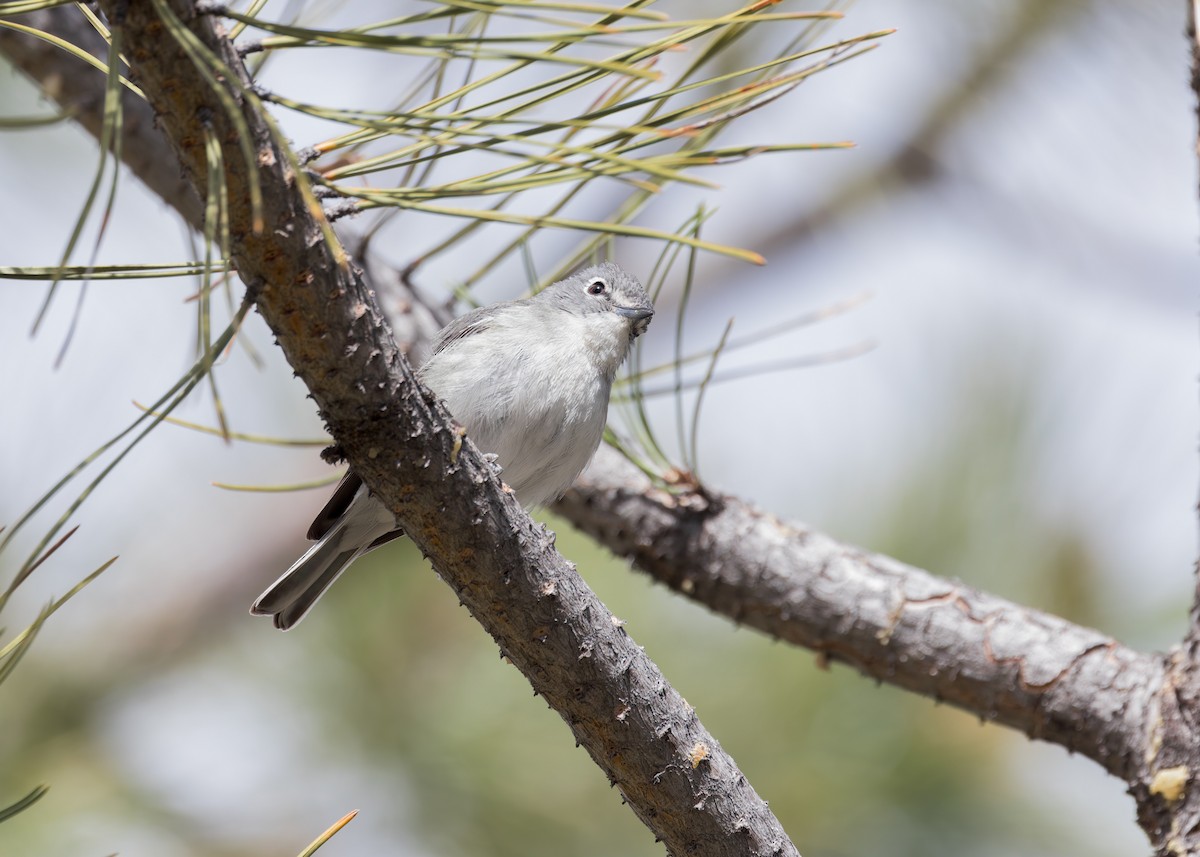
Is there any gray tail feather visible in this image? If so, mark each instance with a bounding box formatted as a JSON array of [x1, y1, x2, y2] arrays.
[[251, 526, 362, 631]]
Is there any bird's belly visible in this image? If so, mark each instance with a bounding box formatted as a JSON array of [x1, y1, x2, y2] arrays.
[[445, 370, 608, 508]]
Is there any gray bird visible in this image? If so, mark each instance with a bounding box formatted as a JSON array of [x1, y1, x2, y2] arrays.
[[251, 261, 654, 630]]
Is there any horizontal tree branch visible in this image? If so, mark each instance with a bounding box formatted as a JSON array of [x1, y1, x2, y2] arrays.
[[564, 448, 1161, 781]]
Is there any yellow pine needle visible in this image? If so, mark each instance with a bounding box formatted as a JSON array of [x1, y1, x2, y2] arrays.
[[131, 402, 328, 447], [295, 809, 359, 857], [211, 474, 344, 493]]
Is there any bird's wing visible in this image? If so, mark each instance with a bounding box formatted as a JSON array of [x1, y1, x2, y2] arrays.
[[430, 301, 513, 356], [307, 470, 406, 549], [307, 470, 363, 540], [306, 302, 515, 542]]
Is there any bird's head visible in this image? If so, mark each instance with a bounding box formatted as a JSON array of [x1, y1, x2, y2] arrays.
[[540, 262, 654, 341]]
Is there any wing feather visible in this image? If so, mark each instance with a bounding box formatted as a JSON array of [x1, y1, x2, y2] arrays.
[[306, 471, 363, 540], [430, 301, 513, 356], [307, 300, 518, 542]]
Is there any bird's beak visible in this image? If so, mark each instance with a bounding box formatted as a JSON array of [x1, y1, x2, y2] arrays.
[[614, 305, 654, 322], [615, 302, 654, 339]]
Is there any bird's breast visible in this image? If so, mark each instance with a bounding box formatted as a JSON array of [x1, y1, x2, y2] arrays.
[[419, 317, 615, 507]]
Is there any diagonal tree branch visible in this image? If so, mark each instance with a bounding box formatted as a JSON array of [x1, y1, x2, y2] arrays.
[[0, 5, 473, 361], [49, 1, 801, 854]]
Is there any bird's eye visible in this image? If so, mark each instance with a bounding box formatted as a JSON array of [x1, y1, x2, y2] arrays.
[[587, 279, 608, 296]]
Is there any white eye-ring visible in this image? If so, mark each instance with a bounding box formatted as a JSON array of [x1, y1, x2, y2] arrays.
[[586, 279, 609, 296]]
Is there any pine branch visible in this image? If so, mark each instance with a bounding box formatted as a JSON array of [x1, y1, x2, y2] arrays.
[[70, 1, 799, 853], [564, 448, 1158, 777]]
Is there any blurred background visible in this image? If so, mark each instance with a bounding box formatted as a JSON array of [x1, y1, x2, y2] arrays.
[[1, 1, 1195, 855]]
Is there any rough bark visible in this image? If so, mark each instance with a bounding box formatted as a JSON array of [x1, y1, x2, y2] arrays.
[[4, 3, 1200, 853], [58, 1, 800, 854], [566, 449, 1161, 776]]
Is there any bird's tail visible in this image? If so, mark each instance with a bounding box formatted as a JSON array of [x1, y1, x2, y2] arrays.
[[251, 524, 363, 630]]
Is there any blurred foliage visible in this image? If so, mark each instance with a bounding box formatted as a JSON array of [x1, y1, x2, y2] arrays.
[[863, 349, 1105, 627]]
